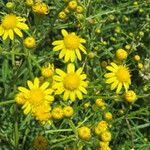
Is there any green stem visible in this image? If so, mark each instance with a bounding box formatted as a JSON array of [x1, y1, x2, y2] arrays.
[[45, 129, 72, 134], [0, 100, 15, 106]]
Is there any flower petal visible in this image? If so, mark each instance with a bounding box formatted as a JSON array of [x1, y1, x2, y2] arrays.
[[14, 28, 23, 37], [67, 63, 75, 73], [61, 29, 68, 37]]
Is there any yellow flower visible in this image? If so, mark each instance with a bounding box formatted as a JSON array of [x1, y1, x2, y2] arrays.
[[68, 1, 78, 10], [138, 63, 143, 69], [0, 14, 29, 40], [41, 63, 54, 78], [99, 141, 109, 148], [34, 105, 52, 124], [32, 2, 49, 15], [84, 102, 91, 108], [76, 6, 84, 13], [104, 112, 113, 120], [134, 55, 140, 61], [105, 62, 131, 93], [33, 135, 48, 150], [63, 106, 74, 117], [125, 90, 137, 103], [78, 126, 91, 140], [6, 2, 14, 9], [26, 0, 34, 6], [95, 98, 105, 108], [16, 77, 54, 115], [52, 107, 64, 119], [24, 36, 36, 49], [116, 48, 128, 61], [101, 131, 112, 142], [52, 29, 86, 62], [53, 63, 88, 101], [99, 146, 112, 150], [95, 121, 108, 135], [58, 11, 67, 19]]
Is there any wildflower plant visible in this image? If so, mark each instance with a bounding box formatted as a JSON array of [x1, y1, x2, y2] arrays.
[[0, 0, 150, 150]]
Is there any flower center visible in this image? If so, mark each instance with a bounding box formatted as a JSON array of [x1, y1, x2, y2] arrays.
[[63, 73, 80, 90], [29, 89, 44, 106], [64, 34, 80, 50], [2, 15, 17, 29], [116, 66, 130, 82]]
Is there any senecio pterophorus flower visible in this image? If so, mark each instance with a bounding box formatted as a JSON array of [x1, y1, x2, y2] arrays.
[[52, 29, 87, 62], [104, 62, 131, 93], [16, 78, 54, 123], [0, 14, 29, 40], [32, 2, 49, 15], [53, 63, 88, 101]]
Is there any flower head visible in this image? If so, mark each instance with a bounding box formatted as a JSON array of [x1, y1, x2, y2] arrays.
[[105, 62, 131, 93], [101, 131, 112, 142], [63, 106, 74, 117], [52, 29, 86, 62], [41, 63, 54, 78], [116, 48, 128, 61], [53, 63, 88, 101], [125, 90, 137, 103], [52, 107, 64, 119], [16, 77, 54, 115], [32, 2, 49, 15], [0, 14, 29, 40], [24, 36, 36, 49], [78, 126, 91, 140], [33, 135, 48, 150]]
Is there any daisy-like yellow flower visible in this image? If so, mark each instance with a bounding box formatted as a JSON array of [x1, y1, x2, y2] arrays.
[[0, 14, 29, 40], [53, 63, 88, 101], [32, 2, 49, 15], [104, 62, 131, 93], [52, 29, 86, 62], [16, 77, 54, 115], [33, 135, 48, 150]]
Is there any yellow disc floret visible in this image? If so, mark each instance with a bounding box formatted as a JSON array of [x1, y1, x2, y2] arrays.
[[63, 106, 74, 117], [101, 131, 112, 142]]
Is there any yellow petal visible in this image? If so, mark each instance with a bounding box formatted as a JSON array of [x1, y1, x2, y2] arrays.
[[17, 22, 29, 30], [40, 82, 49, 90], [70, 91, 76, 101], [52, 40, 63, 45], [27, 80, 34, 89], [63, 90, 70, 101], [76, 68, 83, 75], [116, 82, 122, 93], [104, 73, 115, 78], [34, 77, 39, 88], [67, 63, 75, 73], [23, 105, 31, 114], [79, 86, 87, 94], [61, 29, 68, 37], [44, 88, 53, 94], [80, 38, 86, 43], [14, 28, 23, 37], [8, 29, 14, 40], [59, 49, 66, 58], [2, 30, 9, 40], [70, 50, 75, 62], [110, 80, 119, 90], [0, 26, 4, 36], [45, 95, 54, 103], [110, 62, 118, 69], [64, 50, 71, 62], [18, 87, 29, 93], [80, 74, 87, 80], [106, 66, 116, 72], [76, 90, 83, 100], [53, 45, 63, 51], [56, 69, 66, 77], [53, 75, 62, 81], [106, 77, 116, 84], [123, 82, 129, 92], [79, 45, 87, 54], [75, 49, 82, 60]]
